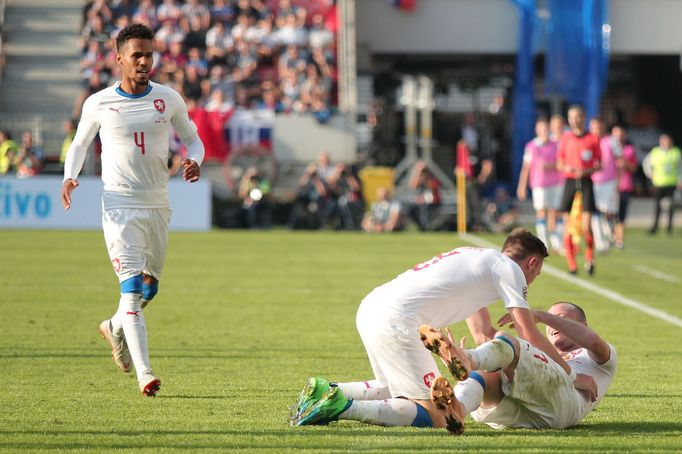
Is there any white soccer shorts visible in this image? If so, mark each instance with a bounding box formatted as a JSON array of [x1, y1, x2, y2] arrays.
[[102, 207, 172, 283], [355, 296, 439, 401], [531, 183, 563, 211], [594, 180, 619, 214], [471, 339, 584, 429]]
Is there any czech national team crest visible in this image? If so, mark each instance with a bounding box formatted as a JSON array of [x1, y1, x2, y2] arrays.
[[153, 98, 165, 113]]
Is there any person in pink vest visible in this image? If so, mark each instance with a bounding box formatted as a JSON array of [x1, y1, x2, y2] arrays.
[[591, 119, 619, 252], [611, 125, 637, 248], [517, 118, 564, 253]]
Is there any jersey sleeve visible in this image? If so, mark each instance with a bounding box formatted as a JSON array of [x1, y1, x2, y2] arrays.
[[63, 94, 101, 181], [592, 343, 617, 375], [490, 257, 530, 310], [169, 88, 199, 143]]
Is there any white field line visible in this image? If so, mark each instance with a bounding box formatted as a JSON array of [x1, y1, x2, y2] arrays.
[[632, 264, 680, 284], [460, 233, 682, 329]]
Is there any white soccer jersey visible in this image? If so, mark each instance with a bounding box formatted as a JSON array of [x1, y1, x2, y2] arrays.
[[565, 344, 617, 419], [363, 247, 530, 328], [64, 81, 200, 209]]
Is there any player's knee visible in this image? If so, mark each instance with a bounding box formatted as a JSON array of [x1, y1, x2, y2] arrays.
[[493, 333, 518, 360], [120, 274, 143, 294], [142, 280, 159, 301]]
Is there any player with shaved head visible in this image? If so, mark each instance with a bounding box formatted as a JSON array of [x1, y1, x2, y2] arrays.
[[61, 24, 205, 396], [423, 301, 616, 434]]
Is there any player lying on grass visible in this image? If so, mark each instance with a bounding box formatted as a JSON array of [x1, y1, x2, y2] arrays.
[[424, 301, 616, 433], [289, 229, 595, 430]]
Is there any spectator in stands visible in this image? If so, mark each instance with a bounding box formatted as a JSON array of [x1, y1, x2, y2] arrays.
[[183, 16, 208, 51], [186, 47, 209, 78], [612, 126, 637, 249], [408, 160, 441, 231], [327, 163, 363, 230], [209, 0, 235, 24], [15, 131, 43, 178], [0, 130, 19, 176], [239, 166, 272, 229], [362, 187, 404, 233], [181, 65, 204, 101], [205, 21, 234, 67], [155, 21, 185, 53], [60, 119, 78, 167], [80, 12, 110, 53], [133, 0, 158, 30], [156, 0, 182, 24], [643, 133, 682, 235], [73, 71, 107, 118], [259, 87, 286, 113], [483, 186, 520, 233], [309, 13, 334, 50], [287, 163, 330, 229]]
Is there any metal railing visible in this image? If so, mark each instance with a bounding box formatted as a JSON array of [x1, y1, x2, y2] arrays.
[[0, 113, 66, 155]]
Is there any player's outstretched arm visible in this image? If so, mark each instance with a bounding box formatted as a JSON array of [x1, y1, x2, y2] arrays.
[[507, 307, 572, 374], [533, 310, 611, 364], [465, 308, 496, 345]]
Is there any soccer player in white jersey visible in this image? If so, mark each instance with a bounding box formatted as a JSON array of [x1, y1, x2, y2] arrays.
[[61, 24, 205, 396], [424, 301, 615, 433], [290, 229, 595, 430]]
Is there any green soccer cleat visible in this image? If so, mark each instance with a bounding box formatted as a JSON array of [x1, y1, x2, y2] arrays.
[[288, 377, 331, 423], [293, 386, 352, 426]]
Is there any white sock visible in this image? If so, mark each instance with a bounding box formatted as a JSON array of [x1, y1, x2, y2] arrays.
[[335, 380, 391, 400], [454, 378, 485, 415], [549, 231, 561, 251], [110, 312, 124, 337], [467, 338, 514, 372], [535, 219, 548, 247], [591, 215, 609, 252], [118, 293, 152, 382], [340, 398, 419, 426]]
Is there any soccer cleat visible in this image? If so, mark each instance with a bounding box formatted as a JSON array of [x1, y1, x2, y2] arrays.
[[289, 377, 331, 423], [139, 370, 161, 397], [98, 320, 132, 373], [430, 376, 465, 435], [419, 325, 472, 381], [292, 386, 352, 426]]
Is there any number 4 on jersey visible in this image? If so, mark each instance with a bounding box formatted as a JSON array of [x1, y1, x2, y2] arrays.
[[134, 131, 146, 155]]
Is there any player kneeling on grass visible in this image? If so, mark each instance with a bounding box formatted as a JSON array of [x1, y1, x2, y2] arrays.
[[289, 229, 596, 431], [423, 301, 616, 433]]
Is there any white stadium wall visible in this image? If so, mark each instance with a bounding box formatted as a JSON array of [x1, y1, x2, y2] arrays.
[[356, 0, 682, 55], [0, 177, 211, 231]]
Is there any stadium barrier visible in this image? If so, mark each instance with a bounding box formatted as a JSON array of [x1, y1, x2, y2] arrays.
[[0, 176, 211, 231]]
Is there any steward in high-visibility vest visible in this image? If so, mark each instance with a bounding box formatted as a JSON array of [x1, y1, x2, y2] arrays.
[[646, 146, 680, 188], [643, 134, 682, 234]]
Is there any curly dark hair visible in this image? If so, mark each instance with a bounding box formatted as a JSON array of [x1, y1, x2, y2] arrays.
[[115, 23, 154, 51]]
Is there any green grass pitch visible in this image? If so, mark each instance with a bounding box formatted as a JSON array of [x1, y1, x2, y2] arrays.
[[1, 229, 681, 452]]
